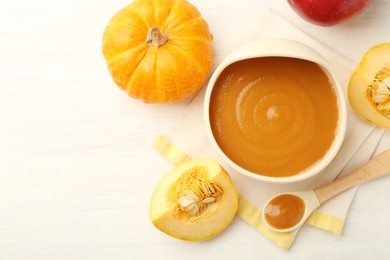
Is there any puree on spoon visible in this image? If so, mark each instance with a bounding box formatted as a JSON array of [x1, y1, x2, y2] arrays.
[[263, 193, 305, 230]]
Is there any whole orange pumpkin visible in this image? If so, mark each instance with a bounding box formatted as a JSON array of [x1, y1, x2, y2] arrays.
[[102, 0, 213, 103]]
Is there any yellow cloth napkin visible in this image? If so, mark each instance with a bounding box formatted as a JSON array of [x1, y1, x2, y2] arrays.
[[153, 8, 384, 250]]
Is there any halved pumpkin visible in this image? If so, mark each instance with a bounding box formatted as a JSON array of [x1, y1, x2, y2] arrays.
[[348, 43, 390, 128], [150, 158, 238, 242]]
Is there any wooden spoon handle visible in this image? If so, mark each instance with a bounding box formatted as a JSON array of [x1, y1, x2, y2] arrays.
[[314, 149, 390, 205]]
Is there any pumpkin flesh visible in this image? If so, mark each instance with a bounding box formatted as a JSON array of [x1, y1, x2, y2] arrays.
[[348, 43, 390, 128], [150, 158, 238, 242]]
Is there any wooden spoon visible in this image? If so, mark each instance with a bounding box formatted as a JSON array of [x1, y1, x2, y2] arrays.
[[262, 149, 390, 233]]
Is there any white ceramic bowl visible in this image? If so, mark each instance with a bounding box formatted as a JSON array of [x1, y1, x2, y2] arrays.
[[204, 38, 347, 184]]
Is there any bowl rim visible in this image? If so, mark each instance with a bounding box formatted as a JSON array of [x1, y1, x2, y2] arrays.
[[203, 38, 347, 184]]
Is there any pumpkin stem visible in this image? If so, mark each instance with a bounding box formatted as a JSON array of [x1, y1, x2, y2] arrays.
[[146, 27, 168, 47]]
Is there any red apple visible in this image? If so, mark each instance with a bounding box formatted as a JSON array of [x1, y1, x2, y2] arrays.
[[287, 0, 373, 26]]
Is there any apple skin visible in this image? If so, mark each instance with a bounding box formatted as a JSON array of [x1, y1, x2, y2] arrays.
[[288, 0, 373, 26]]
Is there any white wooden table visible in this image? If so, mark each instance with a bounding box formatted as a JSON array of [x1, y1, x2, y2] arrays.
[[1, 0, 390, 259]]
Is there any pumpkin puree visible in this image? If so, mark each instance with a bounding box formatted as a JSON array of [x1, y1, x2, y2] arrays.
[[264, 194, 305, 230], [209, 57, 339, 177]]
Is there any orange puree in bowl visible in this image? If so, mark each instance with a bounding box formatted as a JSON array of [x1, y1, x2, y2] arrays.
[[209, 57, 339, 177]]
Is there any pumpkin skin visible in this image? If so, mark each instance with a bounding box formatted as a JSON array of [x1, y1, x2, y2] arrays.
[[102, 0, 213, 103]]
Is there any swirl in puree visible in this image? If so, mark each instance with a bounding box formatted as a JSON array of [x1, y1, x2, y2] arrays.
[[209, 57, 339, 177]]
